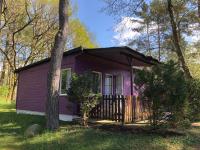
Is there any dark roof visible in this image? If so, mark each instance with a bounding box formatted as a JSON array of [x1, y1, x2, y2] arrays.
[[15, 46, 159, 73]]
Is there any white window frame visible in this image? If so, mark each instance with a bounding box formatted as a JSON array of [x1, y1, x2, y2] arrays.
[[115, 74, 124, 95], [104, 74, 113, 95], [92, 71, 102, 94], [59, 68, 72, 96]]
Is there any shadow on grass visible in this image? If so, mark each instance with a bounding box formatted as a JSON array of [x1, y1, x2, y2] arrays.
[[0, 102, 199, 150], [0, 111, 46, 134], [181, 126, 200, 149], [21, 128, 169, 150], [0, 103, 45, 150]]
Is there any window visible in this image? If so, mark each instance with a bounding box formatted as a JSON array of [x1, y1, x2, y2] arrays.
[[115, 74, 123, 95], [104, 74, 113, 95], [92, 71, 102, 93], [60, 68, 71, 95]]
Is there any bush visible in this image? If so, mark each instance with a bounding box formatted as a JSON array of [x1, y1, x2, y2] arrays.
[[67, 71, 101, 126], [187, 79, 200, 121], [177, 119, 191, 129], [135, 61, 188, 128]]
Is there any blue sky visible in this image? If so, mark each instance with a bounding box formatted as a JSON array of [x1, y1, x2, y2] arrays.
[[73, 0, 116, 47]]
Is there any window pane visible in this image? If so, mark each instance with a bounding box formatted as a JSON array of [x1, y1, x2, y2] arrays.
[[60, 69, 71, 95], [116, 75, 123, 95], [104, 75, 112, 95], [92, 72, 101, 93], [61, 70, 67, 94], [66, 70, 71, 90]]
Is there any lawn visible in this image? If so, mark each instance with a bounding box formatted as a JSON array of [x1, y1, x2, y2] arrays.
[[0, 99, 200, 150]]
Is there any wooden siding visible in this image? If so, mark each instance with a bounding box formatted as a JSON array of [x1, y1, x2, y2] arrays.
[[17, 55, 77, 115], [16, 52, 149, 117]]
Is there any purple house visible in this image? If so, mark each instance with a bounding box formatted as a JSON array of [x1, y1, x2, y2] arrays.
[[15, 46, 158, 121]]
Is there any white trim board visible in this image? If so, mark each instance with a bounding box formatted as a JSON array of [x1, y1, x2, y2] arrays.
[[16, 109, 79, 121]]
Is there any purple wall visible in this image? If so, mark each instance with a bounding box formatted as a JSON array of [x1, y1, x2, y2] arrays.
[[17, 55, 77, 115], [75, 54, 132, 95], [16, 52, 148, 116]]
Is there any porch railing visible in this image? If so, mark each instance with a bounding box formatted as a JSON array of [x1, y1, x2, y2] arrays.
[[89, 95, 149, 124]]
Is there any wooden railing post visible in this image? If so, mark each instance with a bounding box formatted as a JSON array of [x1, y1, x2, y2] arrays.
[[103, 95, 105, 119], [122, 95, 125, 125], [89, 94, 143, 124], [133, 96, 136, 122]]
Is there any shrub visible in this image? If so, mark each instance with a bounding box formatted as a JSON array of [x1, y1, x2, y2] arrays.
[[187, 79, 200, 121], [135, 61, 188, 128], [135, 65, 165, 128], [67, 71, 101, 126], [177, 118, 191, 129]]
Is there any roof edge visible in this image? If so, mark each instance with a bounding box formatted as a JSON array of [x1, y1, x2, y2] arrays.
[[15, 47, 82, 73], [15, 46, 159, 73]]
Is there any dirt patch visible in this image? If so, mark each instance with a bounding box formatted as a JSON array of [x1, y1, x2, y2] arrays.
[[192, 122, 200, 127]]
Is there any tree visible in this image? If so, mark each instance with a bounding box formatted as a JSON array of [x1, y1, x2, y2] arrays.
[[187, 79, 200, 121], [150, 0, 170, 61], [103, 0, 199, 78], [0, 0, 38, 100], [167, 0, 192, 79], [0, 0, 97, 100], [186, 44, 200, 79], [46, 0, 69, 130], [135, 61, 188, 128], [68, 19, 97, 48], [198, 0, 200, 18], [67, 72, 101, 126], [0, 0, 3, 24]]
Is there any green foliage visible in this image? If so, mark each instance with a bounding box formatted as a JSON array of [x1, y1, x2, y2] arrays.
[[187, 79, 200, 121], [0, 0, 98, 102], [135, 61, 188, 128], [67, 71, 101, 126], [135, 66, 165, 127], [177, 118, 191, 129], [161, 62, 188, 125], [0, 86, 9, 98], [68, 19, 98, 48]]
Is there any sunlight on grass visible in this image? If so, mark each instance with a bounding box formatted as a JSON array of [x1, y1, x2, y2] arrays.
[[0, 98, 15, 113], [0, 98, 200, 150]]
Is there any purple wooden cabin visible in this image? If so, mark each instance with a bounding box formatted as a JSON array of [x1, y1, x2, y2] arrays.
[[15, 47, 158, 121]]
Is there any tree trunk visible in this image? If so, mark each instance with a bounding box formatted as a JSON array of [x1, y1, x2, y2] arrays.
[[0, 0, 3, 26], [82, 111, 88, 127], [6, 67, 13, 101], [198, 0, 200, 18], [6, 71, 16, 101], [157, 20, 161, 61], [167, 0, 192, 79], [0, 58, 6, 85], [0, 34, 10, 85], [9, 74, 17, 101], [46, 0, 69, 131], [146, 21, 151, 56]]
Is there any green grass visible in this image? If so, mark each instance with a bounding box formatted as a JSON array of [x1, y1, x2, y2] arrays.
[[0, 99, 200, 150]]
